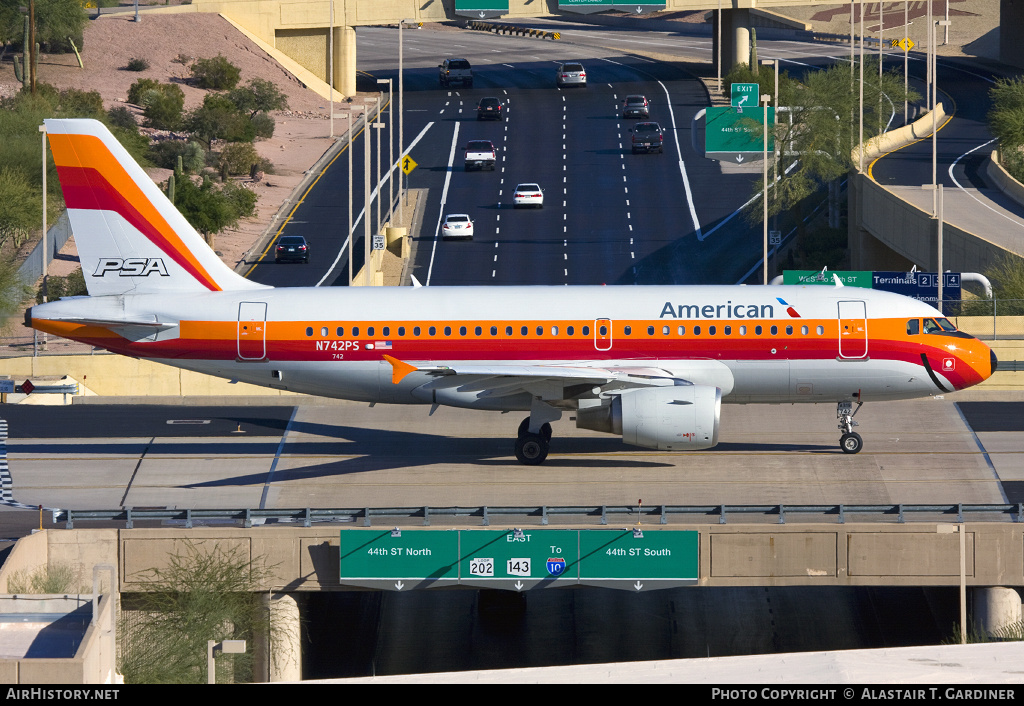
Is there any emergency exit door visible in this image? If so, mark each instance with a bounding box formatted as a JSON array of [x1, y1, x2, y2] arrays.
[[237, 302, 267, 360], [838, 300, 867, 359]]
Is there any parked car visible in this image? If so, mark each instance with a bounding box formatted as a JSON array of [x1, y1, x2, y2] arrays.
[[442, 214, 474, 240], [439, 58, 473, 88], [477, 97, 503, 121], [556, 62, 586, 88], [275, 235, 310, 263], [512, 183, 544, 209], [622, 94, 649, 119], [630, 121, 664, 154], [464, 140, 497, 171]]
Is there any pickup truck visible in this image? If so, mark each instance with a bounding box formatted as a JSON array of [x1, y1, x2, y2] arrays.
[[439, 58, 473, 88], [464, 140, 496, 171]]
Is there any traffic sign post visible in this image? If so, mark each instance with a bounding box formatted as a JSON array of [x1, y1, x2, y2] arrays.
[[401, 155, 417, 175], [578, 530, 698, 591], [458, 529, 579, 591], [730, 82, 759, 110], [705, 106, 774, 163]]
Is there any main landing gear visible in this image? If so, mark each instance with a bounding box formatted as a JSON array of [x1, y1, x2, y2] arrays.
[[515, 417, 552, 465], [837, 400, 863, 454]]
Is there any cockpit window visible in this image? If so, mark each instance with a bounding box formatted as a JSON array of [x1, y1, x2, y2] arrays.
[[923, 319, 941, 334], [907, 319, 920, 335], [936, 318, 957, 331]]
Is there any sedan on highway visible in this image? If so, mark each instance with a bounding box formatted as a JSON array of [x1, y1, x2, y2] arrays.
[[622, 94, 649, 119], [275, 235, 310, 263], [442, 214, 474, 240], [512, 184, 544, 209], [556, 63, 586, 88]]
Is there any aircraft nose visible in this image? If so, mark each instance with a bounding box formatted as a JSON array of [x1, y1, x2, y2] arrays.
[[991, 348, 999, 375]]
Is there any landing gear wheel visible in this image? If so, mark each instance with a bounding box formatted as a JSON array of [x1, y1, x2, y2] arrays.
[[515, 434, 549, 465], [840, 432, 863, 454], [518, 417, 552, 440]]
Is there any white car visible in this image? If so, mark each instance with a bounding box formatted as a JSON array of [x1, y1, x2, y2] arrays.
[[512, 183, 544, 209], [442, 213, 474, 240]]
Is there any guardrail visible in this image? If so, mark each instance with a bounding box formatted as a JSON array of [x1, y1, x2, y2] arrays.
[[56, 503, 1024, 529], [467, 21, 559, 40]]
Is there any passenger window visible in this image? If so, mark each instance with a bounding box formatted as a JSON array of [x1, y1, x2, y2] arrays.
[[475, 326, 482, 336], [321, 327, 328, 337], [724, 325, 731, 335], [336, 327, 344, 337], [444, 326, 452, 336], [382, 327, 390, 336], [521, 326, 528, 336], [816, 325, 824, 335], [694, 325, 701, 335], [506, 326, 513, 336], [770, 325, 777, 335], [709, 326, 716, 335], [624, 326, 632, 335], [412, 327, 419, 336], [907, 319, 920, 335], [801, 325, 809, 335], [567, 326, 575, 336], [305, 327, 313, 337], [368, 327, 375, 337], [551, 326, 559, 336], [460, 326, 467, 336], [647, 326, 654, 336], [739, 325, 746, 335], [583, 326, 590, 336], [429, 326, 436, 336], [785, 325, 793, 335], [490, 326, 498, 336], [755, 325, 762, 335], [662, 326, 669, 335], [398, 327, 405, 337], [536, 326, 543, 336], [599, 325, 607, 336], [352, 326, 360, 336], [677, 326, 685, 335]]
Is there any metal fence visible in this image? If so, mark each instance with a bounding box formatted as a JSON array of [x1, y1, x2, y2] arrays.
[[57, 503, 1024, 529]]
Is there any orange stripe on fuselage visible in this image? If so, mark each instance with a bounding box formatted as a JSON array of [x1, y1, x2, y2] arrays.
[[47, 133, 221, 291]]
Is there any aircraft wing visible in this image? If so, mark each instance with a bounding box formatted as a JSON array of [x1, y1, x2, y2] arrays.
[[383, 355, 686, 400]]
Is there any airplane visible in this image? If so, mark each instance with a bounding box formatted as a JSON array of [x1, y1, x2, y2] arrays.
[[27, 118, 997, 465]]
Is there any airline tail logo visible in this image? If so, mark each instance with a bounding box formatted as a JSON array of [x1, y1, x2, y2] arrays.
[[776, 298, 802, 318], [93, 258, 169, 277]]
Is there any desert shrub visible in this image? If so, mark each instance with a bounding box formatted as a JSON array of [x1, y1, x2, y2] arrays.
[[38, 267, 87, 303], [149, 139, 205, 173], [185, 93, 254, 148], [6, 562, 84, 594], [140, 84, 185, 130], [107, 106, 138, 131], [227, 78, 288, 118], [218, 142, 259, 178], [127, 78, 161, 106], [189, 54, 241, 90], [125, 57, 150, 72], [220, 180, 257, 219], [250, 113, 275, 139], [0, 167, 38, 249], [56, 88, 104, 118]]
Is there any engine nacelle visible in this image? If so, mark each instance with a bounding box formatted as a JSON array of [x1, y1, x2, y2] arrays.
[[576, 385, 721, 451]]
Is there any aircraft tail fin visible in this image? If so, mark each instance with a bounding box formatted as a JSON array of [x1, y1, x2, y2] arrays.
[[44, 118, 267, 297]]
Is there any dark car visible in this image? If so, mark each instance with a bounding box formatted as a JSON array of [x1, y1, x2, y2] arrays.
[[622, 94, 649, 119], [630, 121, 664, 154], [275, 235, 310, 263], [477, 97, 503, 121]]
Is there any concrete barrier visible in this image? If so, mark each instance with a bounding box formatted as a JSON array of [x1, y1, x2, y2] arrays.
[[985, 150, 1024, 211]]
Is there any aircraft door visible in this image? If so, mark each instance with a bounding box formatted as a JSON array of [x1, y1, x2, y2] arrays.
[[594, 318, 612, 351], [838, 300, 867, 359], [238, 302, 267, 361]]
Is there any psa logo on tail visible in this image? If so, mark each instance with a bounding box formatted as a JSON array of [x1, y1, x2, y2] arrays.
[[93, 258, 169, 277]]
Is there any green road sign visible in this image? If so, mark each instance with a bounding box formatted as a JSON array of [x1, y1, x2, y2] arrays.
[[339, 530, 460, 590], [705, 106, 775, 163], [454, 0, 509, 18], [458, 529, 579, 590], [783, 270, 873, 287], [731, 82, 759, 109], [558, 1, 666, 14], [579, 530, 698, 591]]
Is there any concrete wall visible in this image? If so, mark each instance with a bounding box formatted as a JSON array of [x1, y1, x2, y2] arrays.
[[1001, 0, 1024, 70], [20, 523, 1012, 592]]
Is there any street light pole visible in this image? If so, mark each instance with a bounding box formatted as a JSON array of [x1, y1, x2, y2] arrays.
[[761, 93, 771, 286], [377, 78, 393, 225], [347, 110, 353, 286]]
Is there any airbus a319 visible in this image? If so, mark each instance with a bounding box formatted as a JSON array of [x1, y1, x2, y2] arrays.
[[27, 119, 997, 464]]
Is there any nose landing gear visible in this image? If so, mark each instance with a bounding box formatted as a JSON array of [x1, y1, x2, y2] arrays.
[[837, 399, 863, 454]]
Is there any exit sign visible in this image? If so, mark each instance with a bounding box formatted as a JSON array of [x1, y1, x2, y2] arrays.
[[731, 82, 759, 109]]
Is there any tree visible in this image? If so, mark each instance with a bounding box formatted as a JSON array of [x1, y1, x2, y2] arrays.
[[118, 541, 282, 684], [140, 83, 185, 130], [172, 176, 254, 245], [185, 93, 255, 149], [227, 78, 289, 119], [0, 167, 40, 248], [988, 77, 1024, 182], [0, 252, 32, 331]]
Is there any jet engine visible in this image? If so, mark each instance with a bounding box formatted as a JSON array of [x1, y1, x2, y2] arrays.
[[575, 385, 721, 451]]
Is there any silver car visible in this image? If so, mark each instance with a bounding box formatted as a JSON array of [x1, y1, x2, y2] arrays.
[[556, 63, 586, 88]]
